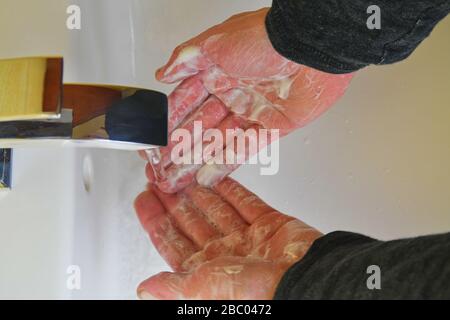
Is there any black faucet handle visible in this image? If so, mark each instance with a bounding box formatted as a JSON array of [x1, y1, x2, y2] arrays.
[[105, 90, 168, 147]]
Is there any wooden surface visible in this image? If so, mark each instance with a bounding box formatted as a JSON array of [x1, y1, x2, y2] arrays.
[[0, 57, 48, 120], [42, 58, 63, 113]]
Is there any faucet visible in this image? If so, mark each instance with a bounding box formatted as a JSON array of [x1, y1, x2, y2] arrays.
[[0, 57, 168, 150], [0, 57, 168, 188], [0, 148, 11, 189]]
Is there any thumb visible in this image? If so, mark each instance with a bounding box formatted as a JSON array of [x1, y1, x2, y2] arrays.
[[156, 43, 212, 84], [138, 271, 187, 300]]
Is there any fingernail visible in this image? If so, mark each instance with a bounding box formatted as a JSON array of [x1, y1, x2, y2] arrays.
[[138, 290, 157, 300], [146, 149, 166, 181], [145, 149, 161, 164]]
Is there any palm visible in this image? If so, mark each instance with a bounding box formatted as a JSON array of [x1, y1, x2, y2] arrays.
[[135, 173, 321, 299]]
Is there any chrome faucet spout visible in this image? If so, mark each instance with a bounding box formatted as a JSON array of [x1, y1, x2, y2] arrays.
[[0, 88, 168, 150], [0, 57, 168, 151]]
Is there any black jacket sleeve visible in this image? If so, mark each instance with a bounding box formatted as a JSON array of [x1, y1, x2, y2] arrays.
[[266, 0, 450, 74], [274, 231, 450, 299]]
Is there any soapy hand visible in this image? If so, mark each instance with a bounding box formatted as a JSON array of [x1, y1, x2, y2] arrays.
[[147, 8, 354, 193], [134, 166, 322, 299]]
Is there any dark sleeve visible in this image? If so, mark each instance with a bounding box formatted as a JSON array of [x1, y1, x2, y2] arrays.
[[274, 231, 450, 299], [266, 0, 450, 74]]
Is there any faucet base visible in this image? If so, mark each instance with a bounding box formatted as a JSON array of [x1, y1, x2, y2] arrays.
[[0, 148, 12, 189]]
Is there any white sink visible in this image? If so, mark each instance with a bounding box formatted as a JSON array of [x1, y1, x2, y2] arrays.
[[0, 147, 165, 299]]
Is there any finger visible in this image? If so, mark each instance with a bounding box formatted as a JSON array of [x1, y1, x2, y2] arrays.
[[145, 148, 167, 182], [255, 220, 322, 263], [153, 187, 220, 248], [159, 95, 229, 169], [201, 65, 240, 95], [145, 161, 159, 184], [138, 150, 147, 160], [216, 87, 294, 136], [154, 163, 201, 194], [138, 271, 187, 300], [167, 73, 210, 133], [184, 184, 248, 235], [183, 211, 298, 270], [195, 122, 278, 188], [139, 149, 161, 162], [213, 178, 274, 224], [181, 229, 250, 271], [156, 45, 212, 83], [134, 190, 197, 271], [154, 114, 249, 194], [246, 211, 295, 250]]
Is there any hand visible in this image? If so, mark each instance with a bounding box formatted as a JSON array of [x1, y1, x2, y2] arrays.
[[146, 8, 354, 193], [134, 167, 322, 299]]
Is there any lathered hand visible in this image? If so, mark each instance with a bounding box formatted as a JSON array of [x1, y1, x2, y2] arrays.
[[134, 167, 322, 299], [146, 8, 354, 193]]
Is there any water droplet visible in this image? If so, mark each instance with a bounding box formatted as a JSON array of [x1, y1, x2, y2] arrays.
[[82, 154, 94, 193]]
